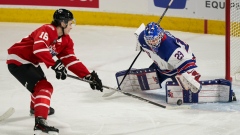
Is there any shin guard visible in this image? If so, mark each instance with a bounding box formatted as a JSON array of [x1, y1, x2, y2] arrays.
[[32, 79, 53, 119]]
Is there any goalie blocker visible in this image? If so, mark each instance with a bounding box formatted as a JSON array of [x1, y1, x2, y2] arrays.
[[116, 68, 235, 104]]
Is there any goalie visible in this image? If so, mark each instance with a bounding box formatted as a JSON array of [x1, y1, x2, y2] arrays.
[[136, 22, 201, 93], [116, 22, 235, 104]]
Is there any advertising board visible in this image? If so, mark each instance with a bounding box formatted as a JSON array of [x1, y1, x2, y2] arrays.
[[0, 0, 99, 8]]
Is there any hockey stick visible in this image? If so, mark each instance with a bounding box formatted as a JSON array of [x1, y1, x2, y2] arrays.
[[67, 74, 118, 92], [157, 0, 174, 24], [117, 50, 142, 89], [67, 74, 190, 109], [102, 49, 142, 97], [104, 50, 142, 97], [67, 74, 167, 108], [0, 107, 15, 121]]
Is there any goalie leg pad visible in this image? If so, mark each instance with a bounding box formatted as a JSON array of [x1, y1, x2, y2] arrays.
[[166, 79, 234, 104], [175, 72, 202, 93], [115, 68, 161, 91]]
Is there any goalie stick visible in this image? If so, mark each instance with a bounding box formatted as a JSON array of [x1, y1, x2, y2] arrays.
[[0, 107, 15, 121], [157, 0, 174, 24], [67, 74, 190, 109]]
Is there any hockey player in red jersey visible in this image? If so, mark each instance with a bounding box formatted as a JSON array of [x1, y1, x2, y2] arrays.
[[7, 9, 102, 135]]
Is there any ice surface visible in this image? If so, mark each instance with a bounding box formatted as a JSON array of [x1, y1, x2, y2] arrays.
[[0, 23, 240, 135]]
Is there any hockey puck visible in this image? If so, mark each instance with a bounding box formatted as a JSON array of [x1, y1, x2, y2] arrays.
[[177, 99, 183, 106]]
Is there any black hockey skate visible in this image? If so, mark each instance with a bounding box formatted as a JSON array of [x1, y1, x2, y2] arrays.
[[30, 107, 55, 116], [34, 117, 59, 135]]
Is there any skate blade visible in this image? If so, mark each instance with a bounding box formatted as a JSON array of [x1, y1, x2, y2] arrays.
[[34, 130, 42, 135], [48, 131, 59, 135], [34, 130, 58, 135]]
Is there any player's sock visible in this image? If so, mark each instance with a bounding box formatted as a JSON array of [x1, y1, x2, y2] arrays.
[[30, 99, 55, 116], [32, 79, 53, 119]]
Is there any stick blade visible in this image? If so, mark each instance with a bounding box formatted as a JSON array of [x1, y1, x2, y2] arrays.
[[0, 107, 15, 121], [102, 90, 117, 97]]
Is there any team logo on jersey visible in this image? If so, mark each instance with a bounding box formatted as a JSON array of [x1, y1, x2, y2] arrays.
[[49, 38, 62, 56], [49, 44, 58, 56], [154, 0, 187, 9]]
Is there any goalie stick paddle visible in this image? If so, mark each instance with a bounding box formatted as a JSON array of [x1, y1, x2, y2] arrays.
[[67, 74, 190, 109], [0, 107, 15, 121]]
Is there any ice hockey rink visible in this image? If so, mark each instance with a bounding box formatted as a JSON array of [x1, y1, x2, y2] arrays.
[[1, 22, 240, 135]]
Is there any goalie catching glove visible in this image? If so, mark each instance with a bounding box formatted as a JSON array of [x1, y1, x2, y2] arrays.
[[51, 60, 67, 80], [85, 71, 103, 92]]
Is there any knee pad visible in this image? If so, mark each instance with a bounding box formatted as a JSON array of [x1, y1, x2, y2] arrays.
[[33, 79, 53, 95]]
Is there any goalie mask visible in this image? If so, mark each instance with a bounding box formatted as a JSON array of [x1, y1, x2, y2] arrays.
[[144, 22, 164, 48]]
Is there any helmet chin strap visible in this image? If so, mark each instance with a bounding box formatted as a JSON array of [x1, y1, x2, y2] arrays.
[[58, 23, 68, 39]]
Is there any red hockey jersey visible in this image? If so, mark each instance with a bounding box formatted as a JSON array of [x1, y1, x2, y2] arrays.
[[7, 24, 90, 78]]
